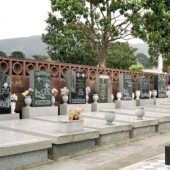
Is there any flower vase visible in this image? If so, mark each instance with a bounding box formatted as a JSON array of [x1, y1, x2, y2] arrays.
[[111, 94, 114, 102], [62, 95, 68, 103], [117, 92, 121, 101], [86, 94, 89, 104], [24, 96, 32, 107], [132, 93, 135, 100], [152, 90, 157, 98], [149, 91, 152, 99], [52, 96, 55, 106], [11, 102, 16, 114], [135, 90, 140, 100], [93, 94, 98, 103]]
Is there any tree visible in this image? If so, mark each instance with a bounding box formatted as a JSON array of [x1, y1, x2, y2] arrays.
[[32, 55, 49, 61], [0, 51, 7, 56], [10, 51, 25, 58], [136, 53, 151, 68], [132, 1, 170, 67], [42, 22, 98, 66], [106, 42, 137, 70], [43, 0, 144, 67], [129, 63, 143, 72]]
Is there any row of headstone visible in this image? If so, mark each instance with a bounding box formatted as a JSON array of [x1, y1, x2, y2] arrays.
[[0, 70, 167, 114]]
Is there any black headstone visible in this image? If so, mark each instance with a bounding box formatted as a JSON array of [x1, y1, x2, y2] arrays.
[[66, 70, 86, 104], [0, 72, 11, 114], [154, 74, 166, 98], [30, 70, 52, 107], [119, 74, 132, 100], [137, 76, 150, 99]]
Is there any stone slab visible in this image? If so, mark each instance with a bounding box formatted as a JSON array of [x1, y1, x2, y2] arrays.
[[82, 111, 158, 138], [136, 99, 154, 106], [155, 98, 170, 105], [22, 106, 58, 119], [115, 100, 135, 109], [0, 129, 51, 169], [0, 119, 99, 159], [60, 103, 91, 115], [100, 108, 170, 133], [91, 103, 115, 112], [31, 115, 132, 146], [0, 113, 19, 120]]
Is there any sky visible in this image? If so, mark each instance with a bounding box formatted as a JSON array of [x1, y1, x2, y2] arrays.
[[0, 0, 51, 40], [0, 0, 144, 43]]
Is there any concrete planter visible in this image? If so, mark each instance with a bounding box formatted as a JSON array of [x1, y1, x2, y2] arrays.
[[59, 119, 84, 133]]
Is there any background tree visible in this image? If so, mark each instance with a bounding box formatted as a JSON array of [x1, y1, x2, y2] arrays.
[[43, 22, 98, 66], [10, 51, 25, 58], [106, 42, 137, 69], [135, 53, 151, 69], [129, 63, 144, 72], [132, 0, 170, 69], [43, 0, 144, 67], [32, 55, 49, 61], [0, 51, 7, 56]]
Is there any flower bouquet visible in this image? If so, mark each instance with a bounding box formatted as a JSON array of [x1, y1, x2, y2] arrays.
[[86, 86, 91, 94], [11, 93, 18, 102], [22, 88, 34, 97], [60, 87, 69, 96], [67, 107, 84, 120], [51, 88, 58, 97]]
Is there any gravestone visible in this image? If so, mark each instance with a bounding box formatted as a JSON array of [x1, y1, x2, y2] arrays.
[[30, 70, 52, 107], [0, 72, 11, 113], [66, 70, 86, 104], [119, 74, 132, 100], [95, 75, 111, 103], [154, 74, 166, 98], [137, 76, 150, 99]]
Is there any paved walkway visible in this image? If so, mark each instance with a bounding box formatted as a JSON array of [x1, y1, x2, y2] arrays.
[[119, 154, 170, 170], [28, 131, 170, 170]]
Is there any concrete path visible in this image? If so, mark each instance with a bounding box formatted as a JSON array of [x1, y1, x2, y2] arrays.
[[28, 131, 170, 170]]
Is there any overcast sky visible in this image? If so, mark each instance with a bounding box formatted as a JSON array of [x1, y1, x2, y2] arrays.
[[0, 0, 144, 43], [0, 0, 51, 40]]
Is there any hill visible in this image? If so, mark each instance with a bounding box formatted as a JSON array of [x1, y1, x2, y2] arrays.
[[0, 35, 149, 59]]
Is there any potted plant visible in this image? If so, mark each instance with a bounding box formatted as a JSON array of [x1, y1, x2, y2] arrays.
[[11, 93, 18, 114], [22, 88, 34, 106], [51, 88, 58, 106], [60, 87, 69, 103], [59, 107, 84, 133]]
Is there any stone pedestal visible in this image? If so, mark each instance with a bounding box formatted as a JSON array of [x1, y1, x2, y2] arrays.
[[59, 104, 91, 115], [22, 106, 58, 119]]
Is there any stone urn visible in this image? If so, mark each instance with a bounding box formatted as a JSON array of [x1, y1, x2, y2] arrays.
[[152, 90, 157, 98], [105, 111, 115, 125], [135, 90, 140, 100], [24, 96, 32, 107], [135, 107, 145, 120], [117, 92, 121, 101], [93, 94, 98, 103]]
